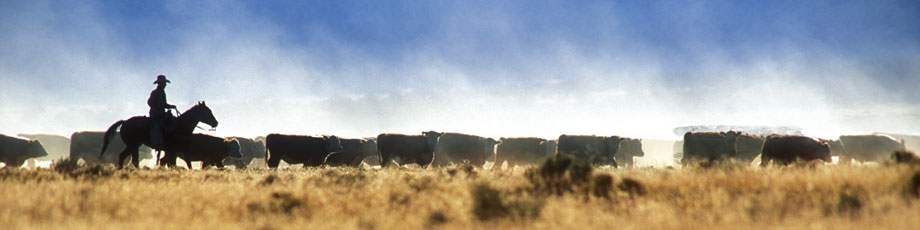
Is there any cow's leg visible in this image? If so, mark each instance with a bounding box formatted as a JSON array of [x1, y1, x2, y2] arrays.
[[230, 158, 244, 169], [241, 156, 252, 168], [266, 154, 281, 168], [155, 150, 161, 167], [158, 152, 168, 167], [378, 152, 389, 167], [160, 151, 177, 167], [351, 157, 365, 167], [839, 156, 852, 165], [168, 152, 178, 167]]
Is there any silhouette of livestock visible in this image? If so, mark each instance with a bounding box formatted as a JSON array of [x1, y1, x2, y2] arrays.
[[376, 131, 441, 167], [613, 138, 644, 167], [159, 134, 241, 169], [495, 137, 554, 166], [761, 135, 831, 166], [323, 138, 377, 167], [734, 134, 765, 163], [838, 134, 906, 163], [222, 136, 265, 168], [556, 135, 618, 167], [70, 131, 153, 165], [0, 134, 48, 167], [680, 131, 741, 165], [431, 133, 497, 167], [265, 134, 343, 168], [873, 132, 920, 153], [17, 134, 69, 160]]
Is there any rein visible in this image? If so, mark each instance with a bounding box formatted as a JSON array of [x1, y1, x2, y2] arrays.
[[174, 107, 215, 131], [196, 125, 217, 131]]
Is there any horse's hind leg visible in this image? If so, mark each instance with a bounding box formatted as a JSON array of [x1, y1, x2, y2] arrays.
[[132, 149, 141, 168], [117, 147, 134, 169]]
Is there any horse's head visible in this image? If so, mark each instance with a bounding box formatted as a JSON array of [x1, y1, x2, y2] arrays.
[[182, 101, 219, 128]]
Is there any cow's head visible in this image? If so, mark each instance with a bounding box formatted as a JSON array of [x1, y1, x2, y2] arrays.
[[629, 139, 645, 157], [818, 142, 832, 162], [325, 135, 343, 153], [423, 131, 441, 148], [226, 139, 242, 158], [723, 131, 742, 156], [483, 137, 498, 158], [28, 140, 48, 158]]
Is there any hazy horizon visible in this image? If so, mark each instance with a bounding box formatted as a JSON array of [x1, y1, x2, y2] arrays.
[[2, 1, 919, 141]]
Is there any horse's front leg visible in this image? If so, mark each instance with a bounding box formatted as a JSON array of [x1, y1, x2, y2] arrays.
[[117, 147, 134, 170]]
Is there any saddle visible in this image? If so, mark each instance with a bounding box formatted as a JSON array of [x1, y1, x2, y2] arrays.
[[161, 112, 177, 132], [150, 112, 178, 150]]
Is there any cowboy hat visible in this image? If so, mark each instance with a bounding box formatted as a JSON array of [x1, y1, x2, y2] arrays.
[[153, 75, 170, 84]]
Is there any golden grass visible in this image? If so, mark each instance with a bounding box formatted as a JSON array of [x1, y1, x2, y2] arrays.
[[1, 163, 919, 229]]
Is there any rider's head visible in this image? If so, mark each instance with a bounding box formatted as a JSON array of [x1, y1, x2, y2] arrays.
[[153, 74, 170, 87]]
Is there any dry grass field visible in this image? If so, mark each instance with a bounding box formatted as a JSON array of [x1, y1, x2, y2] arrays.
[[2, 157, 920, 230]]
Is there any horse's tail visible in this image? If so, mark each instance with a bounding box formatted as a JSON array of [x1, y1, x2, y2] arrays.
[[99, 120, 125, 159]]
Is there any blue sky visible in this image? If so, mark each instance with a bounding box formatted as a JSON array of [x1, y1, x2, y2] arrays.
[[1, 0, 919, 139]]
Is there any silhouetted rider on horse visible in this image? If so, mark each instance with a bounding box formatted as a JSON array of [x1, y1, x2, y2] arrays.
[[99, 74, 219, 169], [149, 75, 177, 150]]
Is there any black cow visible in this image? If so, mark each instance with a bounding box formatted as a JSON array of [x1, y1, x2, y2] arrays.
[[69, 131, 153, 165], [495, 137, 553, 166], [681, 131, 741, 165], [324, 138, 378, 167], [613, 138, 644, 167], [160, 134, 242, 169], [431, 133, 497, 167], [265, 134, 343, 168], [376, 131, 441, 167], [761, 135, 831, 166], [0, 134, 48, 167], [222, 136, 266, 168], [17, 134, 69, 160], [556, 135, 617, 167], [838, 134, 906, 163]]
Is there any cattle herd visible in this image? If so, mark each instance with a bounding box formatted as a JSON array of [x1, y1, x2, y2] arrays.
[[1, 129, 918, 169]]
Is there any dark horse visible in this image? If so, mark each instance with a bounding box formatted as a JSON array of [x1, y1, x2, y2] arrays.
[[100, 101, 218, 169]]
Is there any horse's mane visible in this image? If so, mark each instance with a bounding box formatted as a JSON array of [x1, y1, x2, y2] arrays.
[[182, 101, 208, 114]]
